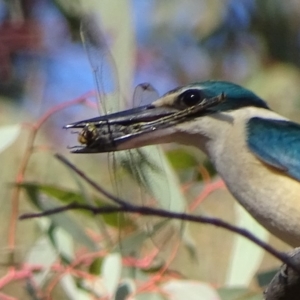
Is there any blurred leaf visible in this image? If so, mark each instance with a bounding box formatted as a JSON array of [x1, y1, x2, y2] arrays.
[[53, 0, 81, 38], [225, 203, 268, 286], [47, 222, 57, 248], [42, 199, 98, 251], [123, 264, 150, 282], [60, 274, 91, 300], [101, 253, 122, 297], [218, 287, 261, 300], [114, 280, 135, 300], [247, 63, 300, 121], [19, 182, 134, 228], [115, 284, 130, 300], [79, 0, 134, 111], [21, 184, 98, 251], [181, 227, 198, 261], [19, 182, 94, 205], [102, 211, 134, 229], [0, 124, 20, 153], [201, 159, 217, 178], [89, 257, 103, 275], [119, 146, 186, 214], [256, 268, 278, 288], [20, 182, 40, 207], [118, 147, 197, 254], [52, 227, 75, 263], [119, 220, 168, 255], [41, 184, 86, 204], [162, 280, 221, 300], [166, 149, 198, 170], [25, 279, 42, 300], [166, 149, 217, 181], [25, 236, 57, 286]]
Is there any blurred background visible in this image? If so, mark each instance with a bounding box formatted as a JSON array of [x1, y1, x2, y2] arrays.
[[1, 0, 300, 299]]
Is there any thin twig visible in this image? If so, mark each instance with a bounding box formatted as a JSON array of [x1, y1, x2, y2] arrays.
[[19, 154, 300, 273], [20, 202, 299, 273]]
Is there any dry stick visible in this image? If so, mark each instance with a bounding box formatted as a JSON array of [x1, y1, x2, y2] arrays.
[[20, 154, 300, 273]]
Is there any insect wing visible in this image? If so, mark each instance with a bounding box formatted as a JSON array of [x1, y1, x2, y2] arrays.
[[79, 16, 190, 256], [132, 82, 159, 107], [81, 15, 119, 114]]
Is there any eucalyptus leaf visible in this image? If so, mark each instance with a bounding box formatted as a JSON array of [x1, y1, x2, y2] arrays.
[[117, 147, 186, 213], [19, 182, 97, 205], [60, 274, 91, 300], [101, 253, 122, 297], [118, 220, 168, 255], [256, 268, 278, 288], [52, 227, 75, 262], [114, 279, 135, 300], [162, 280, 221, 300], [166, 149, 198, 170], [117, 147, 198, 256], [42, 198, 98, 251], [0, 124, 21, 153], [25, 236, 57, 286], [225, 203, 269, 286], [89, 257, 103, 275], [21, 186, 98, 251], [20, 182, 135, 231], [102, 211, 134, 228]]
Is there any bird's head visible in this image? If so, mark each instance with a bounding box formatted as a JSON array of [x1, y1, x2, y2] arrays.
[[65, 81, 269, 153]]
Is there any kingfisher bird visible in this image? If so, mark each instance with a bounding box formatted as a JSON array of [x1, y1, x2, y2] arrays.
[[65, 81, 300, 247]]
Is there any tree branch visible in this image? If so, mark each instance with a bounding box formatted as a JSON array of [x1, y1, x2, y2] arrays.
[[264, 248, 300, 300], [20, 201, 299, 273], [18, 154, 300, 274]]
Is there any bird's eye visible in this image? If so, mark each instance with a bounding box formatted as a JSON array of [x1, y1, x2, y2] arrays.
[[177, 89, 203, 108]]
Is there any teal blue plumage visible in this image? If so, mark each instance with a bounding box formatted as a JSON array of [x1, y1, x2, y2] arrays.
[[247, 117, 300, 182]]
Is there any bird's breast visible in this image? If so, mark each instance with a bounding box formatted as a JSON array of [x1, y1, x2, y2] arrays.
[[205, 112, 300, 246]]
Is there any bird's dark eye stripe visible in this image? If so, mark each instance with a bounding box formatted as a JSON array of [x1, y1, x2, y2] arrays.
[[177, 89, 204, 108]]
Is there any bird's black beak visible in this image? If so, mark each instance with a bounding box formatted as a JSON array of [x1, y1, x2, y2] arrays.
[[64, 104, 178, 153], [64, 93, 225, 153]]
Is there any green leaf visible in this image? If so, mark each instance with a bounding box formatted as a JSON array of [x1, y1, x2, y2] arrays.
[[162, 280, 221, 300], [256, 268, 278, 287], [181, 226, 198, 261], [115, 284, 130, 300], [102, 211, 134, 229], [166, 149, 198, 170], [200, 159, 217, 178], [52, 227, 75, 263], [118, 220, 168, 255], [101, 253, 122, 296], [225, 203, 269, 286], [118, 147, 186, 213], [117, 147, 197, 256], [21, 185, 98, 251], [19, 182, 134, 228], [19, 182, 92, 205], [25, 236, 57, 286], [89, 257, 103, 275], [114, 280, 135, 300], [43, 199, 98, 251], [60, 274, 91, 300], [0, 124, 21, 153]]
